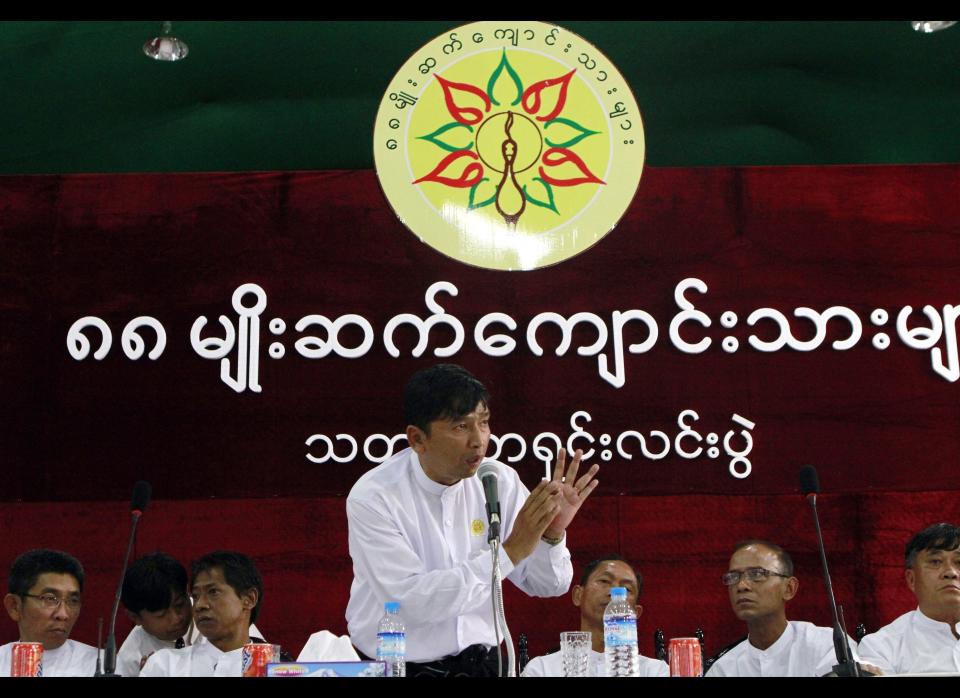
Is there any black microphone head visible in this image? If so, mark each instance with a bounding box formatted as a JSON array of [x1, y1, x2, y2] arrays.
[[799, 466, 820, 496], [131, 480, 152, 513]]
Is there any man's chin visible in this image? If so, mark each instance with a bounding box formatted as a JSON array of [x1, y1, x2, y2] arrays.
[[42, 634, 69, 650]]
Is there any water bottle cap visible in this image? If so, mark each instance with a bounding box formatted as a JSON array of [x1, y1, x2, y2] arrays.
[[385, 601, 400, 613], [610, 586, 627, 598]]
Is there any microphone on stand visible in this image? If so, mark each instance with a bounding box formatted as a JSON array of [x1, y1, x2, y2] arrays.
[[799, 466, 871, 677], [477, 462, 501, 542], [98, 481, 152, 677]]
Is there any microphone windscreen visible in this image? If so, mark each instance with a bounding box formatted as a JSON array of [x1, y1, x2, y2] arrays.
[[131, 480, 152, 512], [477, 461, 498, 481], [799, 465, 820, 495]]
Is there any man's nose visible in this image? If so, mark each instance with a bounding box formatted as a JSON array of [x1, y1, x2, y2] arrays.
[[468, 423, 483, 444], [52, 602, 70, 620]]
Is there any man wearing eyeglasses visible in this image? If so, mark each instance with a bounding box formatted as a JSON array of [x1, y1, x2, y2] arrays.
[[857, 523, 960, 675], [0, 549, 99, 676], [707, 539, 860, 677]]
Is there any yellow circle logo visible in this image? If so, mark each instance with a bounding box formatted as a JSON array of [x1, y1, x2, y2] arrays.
[[471, 519, 486, 536], [374, 22, 645, 271]]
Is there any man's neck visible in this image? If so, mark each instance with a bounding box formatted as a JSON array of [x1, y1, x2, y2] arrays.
[[209, 630, 250, 654], [746, 615, 788, 651], [583, 620, 604, 653]]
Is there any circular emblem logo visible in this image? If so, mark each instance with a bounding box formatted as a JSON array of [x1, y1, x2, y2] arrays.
[[374, 21, 645, 271]]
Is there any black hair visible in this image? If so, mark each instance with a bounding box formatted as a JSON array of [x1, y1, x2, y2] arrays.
[[8, 549, 84, 596], [191, 551, 263, 624], [579, 555, 644, 596], [732, 539, 795, 577], [122, 552, 188, 614], [403, 363, 490, 434], [904, 523, 960, 568]]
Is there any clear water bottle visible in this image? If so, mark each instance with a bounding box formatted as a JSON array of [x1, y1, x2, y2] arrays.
[[376, 601, 406, 677], [603, 586, 640, 677]]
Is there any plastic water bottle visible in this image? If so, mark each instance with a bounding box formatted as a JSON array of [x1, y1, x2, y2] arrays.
[[603, 586, 639, 677], [376, 601, 406, 677]]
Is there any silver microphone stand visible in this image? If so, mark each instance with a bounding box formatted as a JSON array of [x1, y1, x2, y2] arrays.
[[490, 536, 516, 677]]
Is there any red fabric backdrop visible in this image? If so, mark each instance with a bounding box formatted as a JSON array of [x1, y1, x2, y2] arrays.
[[1, 166, 958, 658]]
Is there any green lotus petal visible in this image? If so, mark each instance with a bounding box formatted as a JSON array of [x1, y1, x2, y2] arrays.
[[417, 122, 475, 153], [486, 49, 524, 107], [523, 177, 559, 214], [468, 177, 497, 209], [544, 117, 600, 148]]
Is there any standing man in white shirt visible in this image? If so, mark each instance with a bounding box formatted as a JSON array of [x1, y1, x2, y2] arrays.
[[346, 363, 600, 676], [706, 539, 861, 677], [521, 555, 669, 677], [858, 522, 960, 675], [0, 549, 99, 676]]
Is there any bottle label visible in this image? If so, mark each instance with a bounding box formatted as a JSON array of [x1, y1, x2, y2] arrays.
[[377, 631, 406, 658], [603, 617, 638, 648]]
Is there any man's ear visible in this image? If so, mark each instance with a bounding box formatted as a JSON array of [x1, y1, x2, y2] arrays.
[[782, 576, 799, 602], [635, 604, 643, 619], [406, 425, 428, 454], [124, 609, 142, 626], [241, 588, 259, 617], [572, 585, 584, 608], [905, 568, 916, 594], [3, 594, 22, 623]]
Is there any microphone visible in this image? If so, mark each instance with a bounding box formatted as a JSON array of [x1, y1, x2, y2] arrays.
[[99, 481, 152, 677], [477, 462, 501, 542], [131, 480, 152, 516], [799, 464, 819, 499], [798, 466, 870, 677]]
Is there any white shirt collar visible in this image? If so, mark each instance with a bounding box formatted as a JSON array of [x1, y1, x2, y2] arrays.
[[746, 619, 795, 658], [915, 607, 960, 641]]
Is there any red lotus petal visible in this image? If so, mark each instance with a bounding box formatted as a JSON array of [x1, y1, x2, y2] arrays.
[[435, 74, 492, 126], [521, 69, 576, 122], [413, 150, 484, 188], [537, 147, 605, 187]]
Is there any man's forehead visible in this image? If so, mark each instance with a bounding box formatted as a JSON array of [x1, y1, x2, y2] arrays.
[[918, 546, 960, 558], [437, 402, 490, 422], [589, 560, 637, 583], [192, 568, 226, 587], [729, 545, 778, 567], [32, 572, 80, 593]]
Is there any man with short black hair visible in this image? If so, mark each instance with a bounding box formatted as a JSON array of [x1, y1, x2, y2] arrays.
[[707, 539, 860, 677], [0, 549, 98, 676], [141, 551, 265, 677], [346, 363, 600, 676], [521, 555, 669, 676], [858, 522, 960, 674], [116, 552, 195, 676]]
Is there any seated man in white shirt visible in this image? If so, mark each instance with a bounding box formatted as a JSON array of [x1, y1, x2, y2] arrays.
[[858, 522, 960, 675], [0, 549, 99, 676], [521, 555, 669, 677], [141, 550, 272, 677], [707, 539, 861, 677], [346, 363, 600, 677], [116, 552, 195, 676]]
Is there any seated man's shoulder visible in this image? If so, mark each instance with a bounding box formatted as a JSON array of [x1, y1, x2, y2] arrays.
[[857, 610, 917, 657], [791, 620, 840, 645], [638, 654, 671, 677], [140, 646, 189, 677], [520, 649, 560, 677]]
